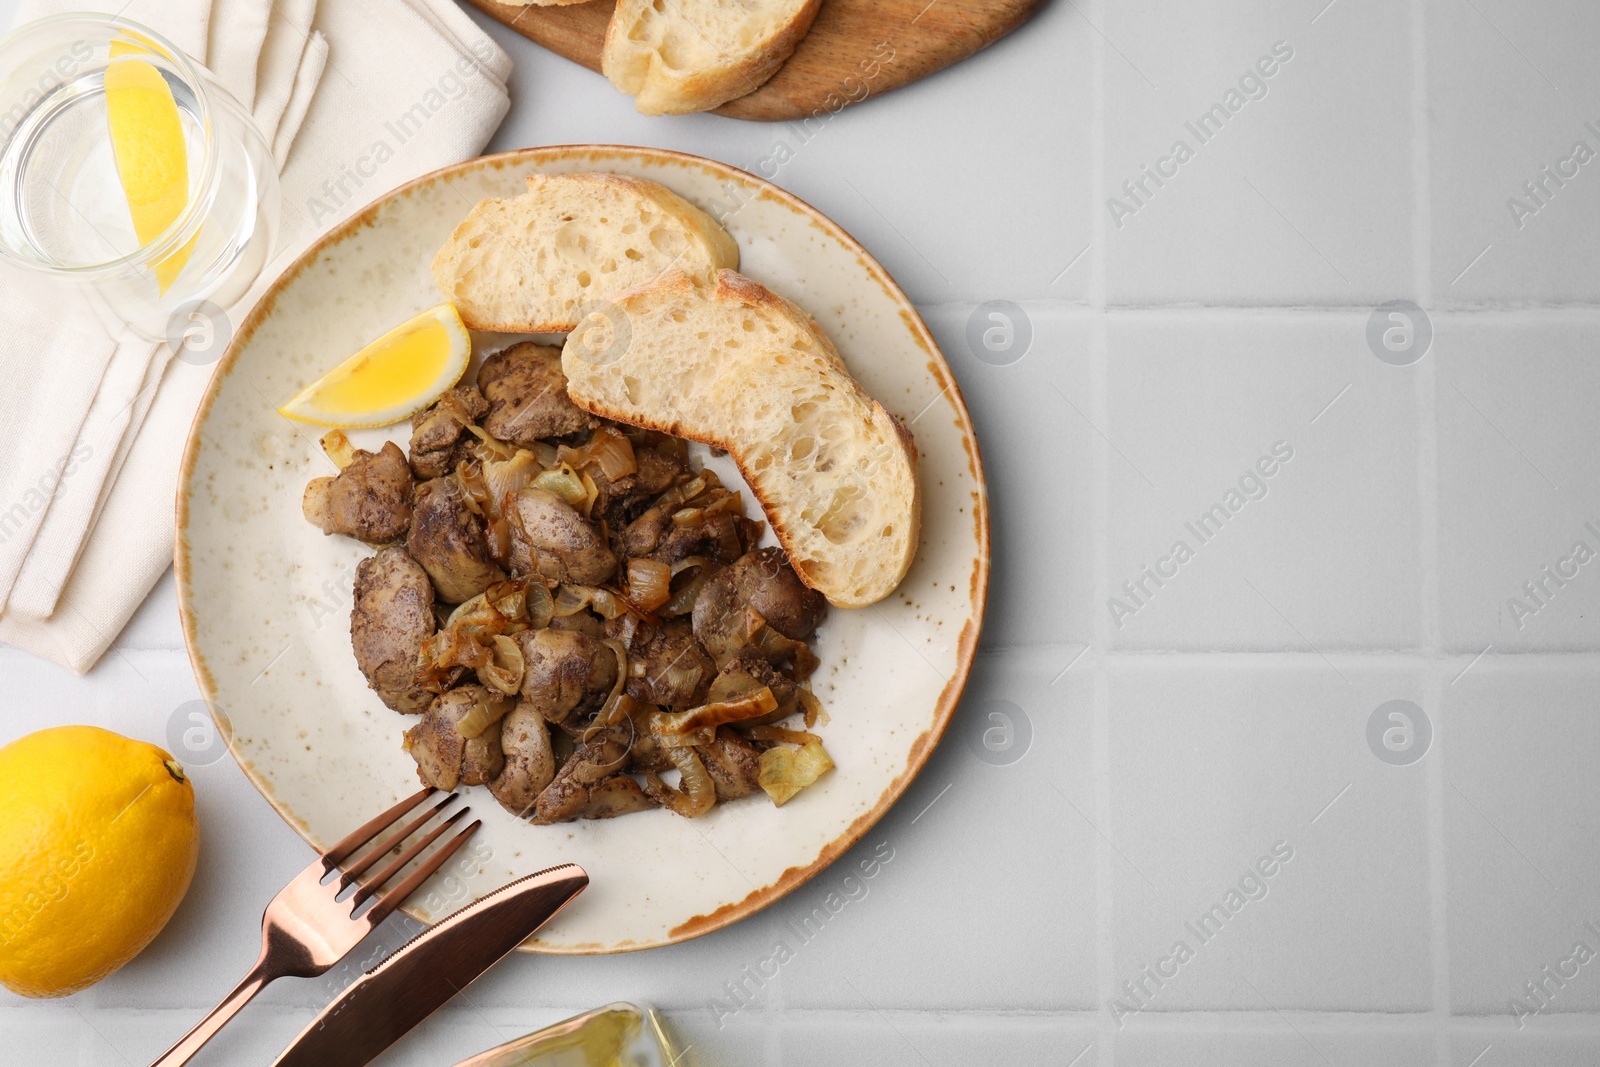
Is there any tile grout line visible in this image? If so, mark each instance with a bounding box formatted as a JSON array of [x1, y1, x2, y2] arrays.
[[42, 1003, 1600, 1026], [1004, 647, 1600, 665], [1088, 0, 1106, 321], [1425, 662, 1453, 1066], [910, 301, 1600, 314], [1087, 3, 1114, 1063], [1408, 0, 1453, 1062], [1091, 662, 1117, 1067]]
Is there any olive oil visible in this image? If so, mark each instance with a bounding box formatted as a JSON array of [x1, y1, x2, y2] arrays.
[[456, 1003, 685, 1066]]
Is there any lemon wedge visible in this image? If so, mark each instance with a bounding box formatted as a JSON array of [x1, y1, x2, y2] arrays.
[[279, 303, 473, 427], [104, 54, 194, 293]]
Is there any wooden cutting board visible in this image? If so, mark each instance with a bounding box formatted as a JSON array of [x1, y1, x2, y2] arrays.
[[462, 0, 1048, 121]]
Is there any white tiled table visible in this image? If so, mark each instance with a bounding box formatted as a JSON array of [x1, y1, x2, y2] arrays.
[[4, 1, 1600, 1064]]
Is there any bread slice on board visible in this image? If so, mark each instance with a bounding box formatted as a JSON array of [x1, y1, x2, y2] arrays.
[[602, 0, 823, 115], [561, 268, 919, 608], [431, 172, 739, 333]]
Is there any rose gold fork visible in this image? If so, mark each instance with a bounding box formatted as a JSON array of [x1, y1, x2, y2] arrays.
[[150, 787, 481, 1067]]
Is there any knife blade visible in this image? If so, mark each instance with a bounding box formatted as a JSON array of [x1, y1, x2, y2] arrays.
[[270, 863, 588, 1067]]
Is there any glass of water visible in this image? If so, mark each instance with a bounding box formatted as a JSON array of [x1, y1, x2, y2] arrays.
[[0, 14, 278, 337]]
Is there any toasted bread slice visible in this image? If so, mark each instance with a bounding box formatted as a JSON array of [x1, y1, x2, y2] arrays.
[[602, 0, 822, 115], [430, 173, 739, 333], [561, 268, 919, 608]]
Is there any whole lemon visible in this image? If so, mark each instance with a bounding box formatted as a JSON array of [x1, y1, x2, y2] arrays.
[[0, 726, 199, 997]]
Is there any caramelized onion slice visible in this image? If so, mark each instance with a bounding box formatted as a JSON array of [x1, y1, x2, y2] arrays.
[[458, 694, 513, 740], [443, 580, 531, 638], [572, 712, 637, 783], [551, 583, 590, 618], [646, 746, 716, 817], [453, 459, 488, 516], [599, 638, 630, 714], [553, 584, 628, 621], [652, 474, 707, 512], [751, 622, 820, 678], [320, 429, 355, 469], [653, 687, 778, 737], [463, 421, 519, 461], [482, 449, 540, 517], [758, 740, 834, 806], [486, 516, 511, 562], [743, 725, 822, 746], [627, 558, 672, 613], [579, 641, 632, 746], [706, 668, 762, 704], [442, 591, 492, 631], [648, 713, 716, 749], [579, 470, 600, 519], [663, 556, 713, 616], [533, 464, 588, 507], [658, 661, 703, 699], [586, 426, 637, 482], [419, 624, 493, 671], [481, 635, 525, 696], [799, 688, 828, 729], [485, 579, 542, 630]]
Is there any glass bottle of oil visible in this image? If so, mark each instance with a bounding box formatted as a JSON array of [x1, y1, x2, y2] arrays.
[[450, 1002, 687, 1067]]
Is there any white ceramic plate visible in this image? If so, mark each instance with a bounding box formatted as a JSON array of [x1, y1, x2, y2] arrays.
[[176, 146, 989, 953]]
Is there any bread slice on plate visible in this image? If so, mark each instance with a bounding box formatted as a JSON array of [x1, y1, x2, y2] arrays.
[[431, 172, 739, 333], [561, 268, 919, 609], [602, 0, 823, 115]]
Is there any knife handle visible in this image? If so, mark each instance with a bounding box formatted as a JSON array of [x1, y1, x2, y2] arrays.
[[148, 959, 273, 1067]]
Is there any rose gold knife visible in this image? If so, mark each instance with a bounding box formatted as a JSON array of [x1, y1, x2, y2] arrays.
[[269, 863, 588, 1067]]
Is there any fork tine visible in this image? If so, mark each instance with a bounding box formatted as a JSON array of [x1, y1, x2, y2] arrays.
[[349, 807, 474, 911], [361, 818, 483, 927], [338, 792, 457, 887], [322, 786, 437, 867]]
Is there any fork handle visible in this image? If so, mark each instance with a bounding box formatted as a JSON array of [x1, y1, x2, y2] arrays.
[[148, 961, 274, 1067]]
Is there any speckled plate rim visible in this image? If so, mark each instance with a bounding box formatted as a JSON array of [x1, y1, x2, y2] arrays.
[[174, 144, 990, 953]]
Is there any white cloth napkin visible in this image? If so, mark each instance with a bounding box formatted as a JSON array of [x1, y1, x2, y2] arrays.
[[0, 0, 512, 671]]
